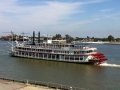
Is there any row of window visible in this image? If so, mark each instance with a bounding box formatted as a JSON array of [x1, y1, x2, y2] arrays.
[[16, 48, 94, 55], [16, 51, 85, 60]]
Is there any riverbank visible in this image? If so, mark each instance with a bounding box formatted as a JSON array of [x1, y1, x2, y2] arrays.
[[0, 77, 77, 90], [0, 79, 57, 90]]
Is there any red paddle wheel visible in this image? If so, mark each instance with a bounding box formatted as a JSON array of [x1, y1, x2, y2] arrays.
[[90, 52, 107, 64]]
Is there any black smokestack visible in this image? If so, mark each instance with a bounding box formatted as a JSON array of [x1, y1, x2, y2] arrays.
[[38, 31, 40, 43], [33, 31, 35, 45]]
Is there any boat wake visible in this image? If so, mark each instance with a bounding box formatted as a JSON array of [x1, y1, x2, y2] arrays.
[[99, 62, 120, 68]]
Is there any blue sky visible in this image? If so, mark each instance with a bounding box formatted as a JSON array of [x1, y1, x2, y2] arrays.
[[0, 0, 120, 37]]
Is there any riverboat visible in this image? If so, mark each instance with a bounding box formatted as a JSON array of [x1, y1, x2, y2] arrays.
[[10, 32, 107, 65]]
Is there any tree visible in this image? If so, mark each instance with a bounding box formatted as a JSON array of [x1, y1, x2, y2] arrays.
[[107, 35, 114, 42], [116, 38, 120, 42], [52, 34, 62, 40], [65, 34, 74, 43], [75, 37, 79, 41]]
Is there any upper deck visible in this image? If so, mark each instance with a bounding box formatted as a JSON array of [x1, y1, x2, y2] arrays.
[[14, 41, 97, 55]]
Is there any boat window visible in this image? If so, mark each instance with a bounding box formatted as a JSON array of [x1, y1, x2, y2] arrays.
[[87, 51, 90, 53], [80, 57, 83, 60], [52, 55, 55, 59], [36, 53, 38, 57], [39, 53, 43, 57], [74, 51, 79, 54], [75, 56, 79, 60], [44, 54, 47, 58], [80, 51, 84, 54], [67, 51, 69, 54], [65, 55, 69, 60], [70, 56, 74, 60], [29, 52, 31, 56], [18, 47, 21, 49], [48, 54, 51, 58], [86, 50, 93, 53], [74, 51, 77, 54], [89, 50, 93, 53], [22, 52, 24, 55]]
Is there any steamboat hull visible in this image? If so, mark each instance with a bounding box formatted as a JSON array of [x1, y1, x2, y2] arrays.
[[10, 52, 104, 65]]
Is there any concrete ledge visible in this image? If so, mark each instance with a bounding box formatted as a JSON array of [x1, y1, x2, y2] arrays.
[[0, 79, 57, 90]]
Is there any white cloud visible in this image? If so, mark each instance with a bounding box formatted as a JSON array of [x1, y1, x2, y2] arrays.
[[0, 0, 119, 37], [22, 2, 79, 25], [0, 0, 15, 12], [0, 0, 106, 33], [56, 9, 120, 37], [0, 0, 81, 34]]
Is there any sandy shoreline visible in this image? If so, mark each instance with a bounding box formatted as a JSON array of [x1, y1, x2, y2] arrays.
[[0, 79, 58, 90]]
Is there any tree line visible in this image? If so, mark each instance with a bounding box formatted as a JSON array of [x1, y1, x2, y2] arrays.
[[52, 34, 120, 43], [0, 33, 120, 43]]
